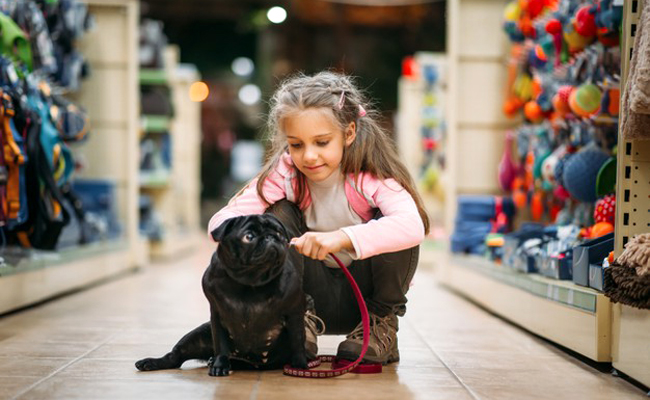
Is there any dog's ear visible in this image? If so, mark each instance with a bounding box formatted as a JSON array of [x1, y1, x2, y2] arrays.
[[210, 217, 238, 242], [266, 215, 290, 242]]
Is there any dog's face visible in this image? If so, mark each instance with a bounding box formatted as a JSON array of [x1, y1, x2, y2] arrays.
[[210, 214, 290, 287]]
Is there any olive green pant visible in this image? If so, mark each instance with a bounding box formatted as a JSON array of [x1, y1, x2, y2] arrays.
[[266, 200, 419, 335]]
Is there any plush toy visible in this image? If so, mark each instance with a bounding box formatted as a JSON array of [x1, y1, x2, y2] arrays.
[[562, 148, 610, 202]]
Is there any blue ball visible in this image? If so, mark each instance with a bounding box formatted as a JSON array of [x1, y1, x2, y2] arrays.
[[562, 149, 610, 202]]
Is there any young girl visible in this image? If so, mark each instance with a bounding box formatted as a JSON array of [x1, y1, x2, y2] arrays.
[[208, 71, 430, 364]]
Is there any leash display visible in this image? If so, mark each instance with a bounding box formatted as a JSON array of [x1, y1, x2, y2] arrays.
[[283, 253, 375, 378]]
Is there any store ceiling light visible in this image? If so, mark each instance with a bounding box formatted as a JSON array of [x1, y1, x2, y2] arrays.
[[319, 0, 441, 4], [267, 6, 287, 24], [189, 81, 209, 102], [232, 57, 255, 77], [239, 84, 261, 105]]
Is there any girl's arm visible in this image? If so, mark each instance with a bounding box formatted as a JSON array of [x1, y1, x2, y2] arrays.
[[341, 178, 425, 259], [206, 171, 287, 239]]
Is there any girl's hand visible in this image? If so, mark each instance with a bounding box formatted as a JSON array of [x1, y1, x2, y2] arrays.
[[290, 230, 353, 260]]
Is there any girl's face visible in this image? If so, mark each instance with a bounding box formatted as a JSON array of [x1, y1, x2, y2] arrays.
[[284, 108, 356, 182]]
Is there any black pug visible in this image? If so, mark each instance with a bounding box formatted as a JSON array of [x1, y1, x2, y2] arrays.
[[135, 214, 310, 376]]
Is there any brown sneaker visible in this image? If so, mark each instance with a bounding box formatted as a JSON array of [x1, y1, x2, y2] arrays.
[[304, 309, 325, 359], [336, 313, 399, 364]]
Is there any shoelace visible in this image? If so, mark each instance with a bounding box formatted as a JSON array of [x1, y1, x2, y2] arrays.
[[305, 311, 326, 336], [347, 314, 394, 352]]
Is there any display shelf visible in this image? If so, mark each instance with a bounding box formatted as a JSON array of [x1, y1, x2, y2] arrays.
[[444, 0, 521, 233], [141, 115, 171, 133], [0, 0, 142, 315], [139, 68, 168, 85], [611, 0, 650, 387], [438, 255, 611, 362], [0, 240, 135, 315], [138, 46, 202, 260]]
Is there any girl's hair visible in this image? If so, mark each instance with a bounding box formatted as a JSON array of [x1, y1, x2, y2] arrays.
[[256, 71, 430, 234]]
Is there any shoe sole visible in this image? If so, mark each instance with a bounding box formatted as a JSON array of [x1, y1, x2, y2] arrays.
[[336, 347, 400, 365]]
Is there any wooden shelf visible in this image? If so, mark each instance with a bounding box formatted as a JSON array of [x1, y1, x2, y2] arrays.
[[0, 240, 136, 315], [438, 254, 612, 362]]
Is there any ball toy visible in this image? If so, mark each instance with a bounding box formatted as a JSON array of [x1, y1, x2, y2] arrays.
[[524, 101, 544, 122], [545, 19, 562, 35], [557, 85, 574, 103], [590, 221, 614, 238], [553, 185, 571, 201], [564, 22, 593, 52], [552, 93, 571, 115], [503, 97, 524, 117], [504, 1, 522, 21], [594, 194, 616, 225], [569, 83, 602, 117], [575, 6, 597, 37], [562, 149, 610, 202]]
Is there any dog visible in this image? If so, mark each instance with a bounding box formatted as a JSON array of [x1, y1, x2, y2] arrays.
[[135, 214, 310, 376]]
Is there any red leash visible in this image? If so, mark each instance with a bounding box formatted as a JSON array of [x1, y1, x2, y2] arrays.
[[283, 253, 374, 378]]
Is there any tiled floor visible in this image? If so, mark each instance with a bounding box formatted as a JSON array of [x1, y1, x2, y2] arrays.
[[0, 239, 646, 400]]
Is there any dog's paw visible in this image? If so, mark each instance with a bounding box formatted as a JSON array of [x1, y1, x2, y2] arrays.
[[208, 355, 231, 377], [135, 357, 163, 371], [290, 353, 309, 369]]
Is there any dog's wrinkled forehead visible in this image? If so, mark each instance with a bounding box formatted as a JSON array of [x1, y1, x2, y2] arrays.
[[211, 214, 288, 242]]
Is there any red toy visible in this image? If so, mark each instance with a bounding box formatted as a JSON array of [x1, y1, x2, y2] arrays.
[[594, 194, 616, 224]]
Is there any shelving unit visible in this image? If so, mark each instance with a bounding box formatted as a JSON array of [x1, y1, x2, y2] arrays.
[[611, 0, 650, 388], [444, 0, 522, 233], [0, 0, 144, 315], [139, 46, 203, 260], [438, 255, 611, 362], [437, 0, 620, 365]]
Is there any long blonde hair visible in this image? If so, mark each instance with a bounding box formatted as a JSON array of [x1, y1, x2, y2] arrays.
[[255, 71, 430, 234]]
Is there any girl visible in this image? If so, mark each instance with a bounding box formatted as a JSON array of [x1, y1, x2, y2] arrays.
[[208, 71, 429, 364]]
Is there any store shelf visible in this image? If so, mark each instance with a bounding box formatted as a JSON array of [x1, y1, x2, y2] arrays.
[[438, 255, 611, 362], [0, 240, 136, 315], [139, 68, 168, 85], [150, 229, 204, 260], [612, 304, 650, 388], [141, 115, 171, 133], [611, 0, 650, 387]]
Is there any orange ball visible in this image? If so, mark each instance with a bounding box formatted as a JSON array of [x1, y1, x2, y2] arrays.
[[524, 101, 544, 122], [591, 222, 614, 238], [503, 97, 523, 117], [552, 93, 571, 115]]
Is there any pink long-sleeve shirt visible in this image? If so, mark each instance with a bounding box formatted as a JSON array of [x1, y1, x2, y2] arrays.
[[207, 153, 425, 259]]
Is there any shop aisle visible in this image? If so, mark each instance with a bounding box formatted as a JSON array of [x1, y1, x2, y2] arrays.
[[0, 239, 644, 400]]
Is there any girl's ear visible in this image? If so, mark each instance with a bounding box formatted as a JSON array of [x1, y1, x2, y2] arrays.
[[345, 122, 356, 147]]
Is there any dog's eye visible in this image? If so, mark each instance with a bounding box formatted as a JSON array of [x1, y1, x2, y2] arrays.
[[242, 233, 254, 243]]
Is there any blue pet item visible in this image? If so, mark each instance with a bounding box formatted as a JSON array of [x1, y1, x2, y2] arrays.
[[456, 195, 515, 222], [451, 196, 516, 255], [554, 153, 572, 187], [562, 149, 610, 202]]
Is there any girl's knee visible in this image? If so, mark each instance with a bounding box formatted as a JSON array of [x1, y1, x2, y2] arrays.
[[265, 200, 304, 236]]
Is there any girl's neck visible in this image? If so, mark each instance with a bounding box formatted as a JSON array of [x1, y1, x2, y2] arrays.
[[306, 166, 343, 188]]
